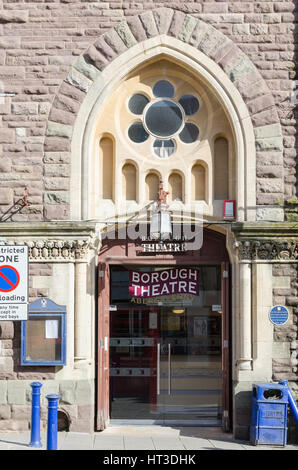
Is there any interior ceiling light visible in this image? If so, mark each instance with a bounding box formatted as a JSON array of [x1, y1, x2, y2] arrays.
[[172, 308, 185, 315]]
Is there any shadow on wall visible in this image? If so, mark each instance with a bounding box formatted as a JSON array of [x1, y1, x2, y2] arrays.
[[234, 390, 251, 441], [287, 0, 298, 446], [285, 0, 298, 220], [295, 1, 298, 202], [287, 413, 298, 444], [58, 410, 70, 432]]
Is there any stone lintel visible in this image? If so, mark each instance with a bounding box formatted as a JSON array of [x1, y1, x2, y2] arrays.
[[232, 222, 298, 262], [232, 221, 298, 240], [0, 221, 97, 240]]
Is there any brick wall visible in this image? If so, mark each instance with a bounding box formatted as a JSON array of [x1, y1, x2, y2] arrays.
[[0, 0, 296, 221]]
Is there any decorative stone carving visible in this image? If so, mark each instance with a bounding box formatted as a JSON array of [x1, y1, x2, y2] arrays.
[[235, 240, 298, 261], [0, 238, 97, 261]]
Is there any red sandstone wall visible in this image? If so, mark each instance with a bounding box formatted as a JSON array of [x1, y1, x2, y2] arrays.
[[0, 0, 296, 221]]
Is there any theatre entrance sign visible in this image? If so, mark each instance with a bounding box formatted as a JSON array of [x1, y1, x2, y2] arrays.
[[129, 268, 199, 298]]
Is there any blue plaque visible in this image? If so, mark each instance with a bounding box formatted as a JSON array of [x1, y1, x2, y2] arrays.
[[269, 305, 289, 326]]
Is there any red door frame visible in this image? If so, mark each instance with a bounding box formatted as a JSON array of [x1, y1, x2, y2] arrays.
[[96, 230, 231, 430], [221, 261, 230, 431], [97, 261, 110, 430]]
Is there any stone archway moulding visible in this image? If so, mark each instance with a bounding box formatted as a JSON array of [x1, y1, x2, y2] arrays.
[[43, 8, 283, 223]]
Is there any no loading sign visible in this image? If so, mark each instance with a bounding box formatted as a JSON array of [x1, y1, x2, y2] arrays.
[[0, 265, 20, 292], [0, 246, 28, 321]]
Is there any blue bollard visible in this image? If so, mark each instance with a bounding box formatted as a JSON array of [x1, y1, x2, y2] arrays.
[[46, 394, 61, 450], [29, 382, 43, 448]]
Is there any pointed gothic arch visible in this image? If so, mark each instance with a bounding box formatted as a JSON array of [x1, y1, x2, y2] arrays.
[[43, 7, 283, 223]]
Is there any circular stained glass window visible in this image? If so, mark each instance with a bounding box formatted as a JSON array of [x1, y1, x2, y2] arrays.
[[179, 123, 199, 143], [128, 94, 149, 115], [144, 100, 184, 138], [128, 122, 149, 143], [153, 139, 175, 159], [179, 95, 200, 116], [153, 80, 175, 98]]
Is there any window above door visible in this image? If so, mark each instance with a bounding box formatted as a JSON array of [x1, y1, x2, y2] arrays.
[[127, 81, 200, 156], [92, 58, 236, 220]]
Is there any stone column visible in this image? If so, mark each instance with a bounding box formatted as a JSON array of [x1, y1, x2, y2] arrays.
[[238, 261, 252, 371], [251, 262, 273, 379], [74, 243, 91, 361]]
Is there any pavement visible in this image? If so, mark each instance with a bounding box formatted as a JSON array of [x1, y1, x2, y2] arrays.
[[0, 426, 297, 451]]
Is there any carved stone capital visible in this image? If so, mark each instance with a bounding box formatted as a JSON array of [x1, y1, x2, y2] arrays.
[[235, 239, 298, 261], [0, 237, 97, 261]]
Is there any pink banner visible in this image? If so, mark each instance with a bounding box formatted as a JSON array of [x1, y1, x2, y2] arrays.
[[129, 268, 199, 298]]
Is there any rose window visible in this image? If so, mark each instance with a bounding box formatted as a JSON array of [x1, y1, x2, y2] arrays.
[[127, 80, 200, 158]]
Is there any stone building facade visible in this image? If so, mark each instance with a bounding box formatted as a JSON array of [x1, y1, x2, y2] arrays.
[[0, 0, 297, 440]]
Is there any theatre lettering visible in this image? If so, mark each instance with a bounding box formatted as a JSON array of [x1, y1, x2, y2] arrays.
[[129, 268, 199, 298]]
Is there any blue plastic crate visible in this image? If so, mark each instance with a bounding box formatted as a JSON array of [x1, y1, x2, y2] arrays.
[[250, 383, 288, 446]]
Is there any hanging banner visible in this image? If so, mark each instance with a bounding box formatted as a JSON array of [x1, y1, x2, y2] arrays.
[[129, 268, 199, 298]]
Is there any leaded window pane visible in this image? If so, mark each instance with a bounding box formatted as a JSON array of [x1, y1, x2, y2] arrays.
[[144, 100, 183, 138], [128, 122, 149, 143]]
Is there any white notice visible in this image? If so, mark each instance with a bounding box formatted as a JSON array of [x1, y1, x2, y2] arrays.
[[212, 305, 222, 311], [224, 202, 234, 218], [149, 312, 158, 329], [45, 319, 59, 339]]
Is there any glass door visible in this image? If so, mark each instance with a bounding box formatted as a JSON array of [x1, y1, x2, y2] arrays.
[[109, 308, 163, 423], [160, 306, 222, 425], [109, 265, 224, 425]]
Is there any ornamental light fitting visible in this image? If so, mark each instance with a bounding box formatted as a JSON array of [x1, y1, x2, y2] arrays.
[[149, 179, 172, 241]]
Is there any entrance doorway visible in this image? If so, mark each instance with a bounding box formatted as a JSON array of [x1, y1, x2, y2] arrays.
[[109, 265, 226, 426]]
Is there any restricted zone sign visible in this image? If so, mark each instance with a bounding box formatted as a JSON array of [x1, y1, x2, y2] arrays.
[[0, 246, 28, 320]]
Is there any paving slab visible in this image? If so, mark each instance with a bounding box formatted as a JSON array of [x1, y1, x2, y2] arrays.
[[209, 439, 247, 450], [0, 427, 297, 451], [242, 443, 298, 451], [94, 435, 124, 450], [124, 436, 155, 450], [62, 432, 94, 450], [151, 436, 186, 450], [106, 425, 181, 436], [0, 431, 30, 444], [179, 436, 217, 450]]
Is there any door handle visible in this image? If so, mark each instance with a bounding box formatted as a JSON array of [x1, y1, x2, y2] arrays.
[[168, 343, 171, 395], [157, 343, 160, 395]]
